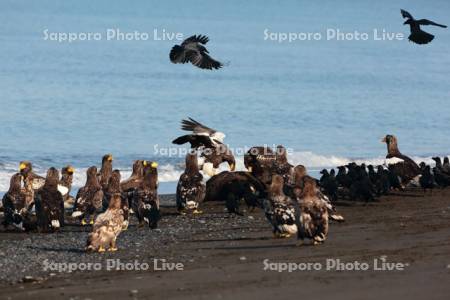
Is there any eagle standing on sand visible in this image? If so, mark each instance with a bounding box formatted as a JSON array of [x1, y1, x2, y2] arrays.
[[244, 146, 276, 187], [72, 166, 104, 225], [176, 152, 206, 214], [263, 175, 298, 238], [289, 165, 344, 222], [2, 173, 28, 230], [19, 161, 45, 208], [170, 35, 223, 70], [401, 9, 447, 45], [35, 167, 65, 232], [98, 154, 113, 191], [382, 135, 420, 186], [104, 169, 130, 230], [120, 160, 146, 192], [86, 193, 124, 253], [60, 165, 75, 209], [172, 118, 235, 176], [132, 162, 161, 229], [296, 176, 329, 245], [204, 171, 266, 215]]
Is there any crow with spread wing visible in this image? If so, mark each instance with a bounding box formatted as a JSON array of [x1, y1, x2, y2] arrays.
[[401, 9, 447, 44], [170, 35, 223, 70]]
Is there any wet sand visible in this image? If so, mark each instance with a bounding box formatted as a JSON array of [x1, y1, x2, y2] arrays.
[[1, 190, 450, 300]]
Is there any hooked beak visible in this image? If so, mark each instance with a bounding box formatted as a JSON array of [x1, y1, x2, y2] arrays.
[[108, 155, 113, 162], [68, 166, 75, 174], [143, 160, 148, 167], [247, 166, 253, 172], [19, 163, 27, 171], [229, 162, 235, 171], [151, 162, 158, 168], [381, 137, 387, 143]]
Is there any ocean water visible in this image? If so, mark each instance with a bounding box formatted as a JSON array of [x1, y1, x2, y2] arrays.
[[0, 0, 449, 195]]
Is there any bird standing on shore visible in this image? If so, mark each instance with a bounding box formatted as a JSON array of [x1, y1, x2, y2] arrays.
[[35, 167, 64, 232], [60, 165, 75, 209], [72, 166, 104, 225], [263, 175, 297, 238], [132, 162, 160, 229], [19, 161, 45, 209], [176, 152, 206, 214], [170, 35, 223, 70], [2, 173, 28, 230], [401, 9, 447, 45], [382, 135, 420, 187], [86, 193, 124, 253], [296, 176, 329, 245], [98, 154, 113, 192]]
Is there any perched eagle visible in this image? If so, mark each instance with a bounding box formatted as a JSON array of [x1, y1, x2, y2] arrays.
[[104, 169, 130, 230], [86, 193, 124, 252], [169, 35, 223, 70], [98, 154, 113, 191], [172, 118, 235, 176], [176, 152, 206, 214], [19, 161, 45, 209], [263, 175, 297, 238], [132, 161, 161, 229], [401, 9, 447, 45], [244, 146, 276, 187], [273, 145, 294, 184], [35, 167, 64, 232], [288, 165, 344, 222], [382, 135, 420, 186], [2, 173, 28, 230], [60, 165, 75, 209], [205, 171, 266, 215], [296, 176, 329, 245], [120, 160, 146, 192], [72, 166, 104, 225]]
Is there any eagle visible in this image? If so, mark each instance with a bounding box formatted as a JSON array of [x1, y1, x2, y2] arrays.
[[2, 173, 28, 230], [263, 175, 297, 238], [104, 169, 130, 230], [382, 135, 420, 187], [288, 165, 344, 222], [172, 118, 235, 176], [72, 166, 104, 225], [296, 176, 329, 245], [244, 146, 276, 187], [169, 35, 223, 70], [132, 161, 161, 229], [35, 167, 64, 232], [205, 171, 266, 215], [60, 165, 75, 209], [176, 152, 206, 214], [120, 160, 146, 192], [19, 161, 45, 209], [98, 154, 113, 191], [86, 193, 124, 252], [401, 9, 447, 45]]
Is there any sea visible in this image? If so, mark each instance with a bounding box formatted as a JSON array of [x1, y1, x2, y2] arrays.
[[0, 0, 449, 196]]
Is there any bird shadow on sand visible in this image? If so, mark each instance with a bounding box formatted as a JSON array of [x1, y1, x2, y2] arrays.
[[26, 245, 85, 254]]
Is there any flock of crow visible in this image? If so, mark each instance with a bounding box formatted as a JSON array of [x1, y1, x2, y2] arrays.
[[2, 117, 448, 251]]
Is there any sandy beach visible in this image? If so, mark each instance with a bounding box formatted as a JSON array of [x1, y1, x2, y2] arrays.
[[1, 189, 450, 300]]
